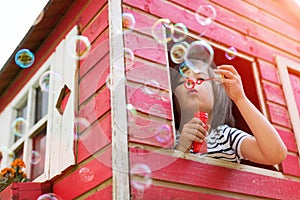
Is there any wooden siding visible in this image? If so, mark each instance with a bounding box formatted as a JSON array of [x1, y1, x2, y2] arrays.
[[51, 0, 113, 199], [130, 148, 300, 199], [123, 0, 300, 199], [1, 0, 299, 199]]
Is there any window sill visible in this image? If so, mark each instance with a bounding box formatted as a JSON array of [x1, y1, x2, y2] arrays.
[[130, 143, 285, 179]]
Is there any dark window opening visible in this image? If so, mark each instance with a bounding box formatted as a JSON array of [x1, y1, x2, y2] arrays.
[[35, 87, 49, 123]]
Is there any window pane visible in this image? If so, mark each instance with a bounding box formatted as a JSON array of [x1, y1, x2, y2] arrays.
[[17, 101, 27, 119], [14, 101, 28, 142], [30, 128, 46, 180], [35, 87, 49, 123], [14, 146, 24, 160]]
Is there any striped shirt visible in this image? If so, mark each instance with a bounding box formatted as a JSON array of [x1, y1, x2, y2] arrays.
[[176, 125, 252, 163]]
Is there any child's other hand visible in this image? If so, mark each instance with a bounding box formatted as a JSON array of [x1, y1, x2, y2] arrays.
[[176, 117, 208, 152], [214, 65, 246, 103]]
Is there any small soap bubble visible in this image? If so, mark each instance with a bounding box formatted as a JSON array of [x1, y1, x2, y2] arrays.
[[179, 62, 193, 77], [195, 5, 217, 26], [74, 117, 90, 139], [155, 124, 172, 144], [30, 150, 41, 165], [151, 18, 174, 44], [171, 23, 188, 43], [79, 167, 94, 182], [185, 40, 214, 72], [143, 80, 160, 95], [124, 48, 135, 70], [15, 49, 35, 68], [39, 71, 63, 93], [170, 42, 189, 64], [11, 117, 28, 138], [130, 163, 152, 192], [0, 146, 15, 161], [225, 46, 237, 60], [127, 104, 137, 116], [37, 193, 62, 200], [67, 35, 91, 60], [122, 13, 136, 31]]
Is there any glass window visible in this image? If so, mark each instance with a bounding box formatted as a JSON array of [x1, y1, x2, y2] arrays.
[[14, 100, 28, 142], [30, 127, 47, 180], [35, 87, 49, 123], [14, 146, 24, 161]]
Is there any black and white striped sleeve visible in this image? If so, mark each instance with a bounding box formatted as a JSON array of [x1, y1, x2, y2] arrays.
[[225, 126, 252, 161]]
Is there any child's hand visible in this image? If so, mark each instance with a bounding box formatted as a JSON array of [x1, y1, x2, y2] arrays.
[[176, 117, 208, 152], [214, 65, 246, 103]]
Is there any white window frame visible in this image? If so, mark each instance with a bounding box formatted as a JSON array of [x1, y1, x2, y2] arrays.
[[0, 26, 78, 182], [7, 55, 53, 182], [276, 55, 300, 155]]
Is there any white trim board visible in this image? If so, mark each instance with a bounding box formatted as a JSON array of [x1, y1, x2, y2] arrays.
[[276, 55, 300, 155]]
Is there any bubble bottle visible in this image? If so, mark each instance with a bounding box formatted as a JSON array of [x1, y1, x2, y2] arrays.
[[193, 112, 208, 154]]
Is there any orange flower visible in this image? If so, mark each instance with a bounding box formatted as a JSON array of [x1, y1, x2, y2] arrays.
[[22, 173, 27, 178], [10, 158, 26, 168], [1, 167, 16, 176], [1, 168, 10, 176]]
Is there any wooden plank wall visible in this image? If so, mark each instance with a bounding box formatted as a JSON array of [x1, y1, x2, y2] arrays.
[[52, 0, 112, 199], [123, 0, 300, 199]]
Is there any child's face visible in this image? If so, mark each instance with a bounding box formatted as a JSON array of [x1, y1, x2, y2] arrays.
[[174, 70, 214, 115]]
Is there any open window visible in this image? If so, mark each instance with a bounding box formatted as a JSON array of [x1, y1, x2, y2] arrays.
[[167, 33, 277, 170]]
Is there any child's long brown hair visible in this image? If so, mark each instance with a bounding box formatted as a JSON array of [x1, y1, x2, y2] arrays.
[[170, 63, 235, 132]]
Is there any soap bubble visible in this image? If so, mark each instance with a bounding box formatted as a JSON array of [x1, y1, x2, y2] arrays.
[[124, 47, 135, 70], [74, 117, 90, 140], [195, 5, 217, 26], [0, 146, 15, 165], [155, 124, 172, 144], [11, 117, 28, 138], [171, 23, 188, 43], [122, 13, 136, 31], [15, 49, 35, 68], [179, 61, 193, 77], [143, 80, 160, 95], [170, 41, 189, 64], [37, 193, 62, 200], [225, 46, 238, 60], [127, 104, 138, 116], [67, 35, 91, 60], [39, 71, 63, 93], [30, 150, 41, 165], [151, 18, 174, 44], [130, 163, 152, 193], [79, 167, 94, 182], [185, 40, 214, 73]]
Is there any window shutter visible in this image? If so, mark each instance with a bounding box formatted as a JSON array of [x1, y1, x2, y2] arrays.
[[47, 26, 78, 179]]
